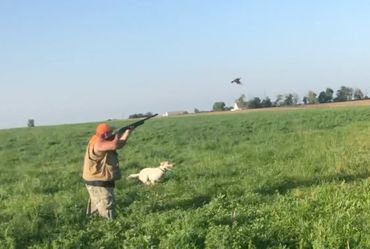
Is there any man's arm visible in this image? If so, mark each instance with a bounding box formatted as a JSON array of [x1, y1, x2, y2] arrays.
[[94, 129, 131, 152], [117, 129, 131, 149]]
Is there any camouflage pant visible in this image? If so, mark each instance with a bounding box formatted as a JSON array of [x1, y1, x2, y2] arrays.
[[85, 185, 115, 219]]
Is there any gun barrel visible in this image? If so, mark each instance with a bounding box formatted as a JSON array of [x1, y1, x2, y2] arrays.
[[138, 113, 158, 122], [105, 113, 158, 140]]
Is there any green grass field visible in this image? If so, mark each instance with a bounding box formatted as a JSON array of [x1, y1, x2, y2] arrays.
[[1, 107, 370, 249]]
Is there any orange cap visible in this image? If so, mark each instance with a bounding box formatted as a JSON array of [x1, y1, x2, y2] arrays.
[[96, 123, 112, 137]]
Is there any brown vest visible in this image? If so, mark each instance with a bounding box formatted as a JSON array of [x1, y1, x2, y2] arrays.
[[82, 140, 121, 182]]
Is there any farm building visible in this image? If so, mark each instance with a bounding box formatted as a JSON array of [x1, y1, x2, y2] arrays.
[[162, 111, 188, 117], [231, 102, 243, 111]]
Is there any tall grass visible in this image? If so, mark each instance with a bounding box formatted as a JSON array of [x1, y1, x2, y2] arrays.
[[1, 107, 370, 248]]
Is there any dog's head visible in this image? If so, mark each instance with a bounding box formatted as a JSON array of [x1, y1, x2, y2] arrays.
[[159, 161, 175, 171]]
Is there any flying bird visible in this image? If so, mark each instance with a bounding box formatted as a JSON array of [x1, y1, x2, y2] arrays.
[[231, 77, 242, 85]]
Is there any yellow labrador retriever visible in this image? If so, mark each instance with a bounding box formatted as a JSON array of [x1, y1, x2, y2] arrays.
[[128, 161, 175, 185]]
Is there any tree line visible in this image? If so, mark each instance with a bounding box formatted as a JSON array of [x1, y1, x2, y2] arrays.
[[128, 112, 154, 119], [212, 86, 368, 111]]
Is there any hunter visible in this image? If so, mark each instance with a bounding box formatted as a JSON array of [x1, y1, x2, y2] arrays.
[[82, 123, 131, 219]]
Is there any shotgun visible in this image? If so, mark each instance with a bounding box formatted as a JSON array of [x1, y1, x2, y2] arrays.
[[104, 113, 158, 140]]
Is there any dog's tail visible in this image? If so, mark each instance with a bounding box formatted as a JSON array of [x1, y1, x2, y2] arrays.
[[127, 173, 140, 179]]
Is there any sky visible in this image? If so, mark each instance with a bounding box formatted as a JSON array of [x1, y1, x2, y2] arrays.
[[1, 0, 370, 129]]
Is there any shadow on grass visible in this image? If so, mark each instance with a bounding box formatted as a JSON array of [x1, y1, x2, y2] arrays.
[[124, 161, 143, 170], [149, 194, 212, 212], [256, 172, 370, 195], [119, 188, 141, 207], [166, 194, 212, 210]]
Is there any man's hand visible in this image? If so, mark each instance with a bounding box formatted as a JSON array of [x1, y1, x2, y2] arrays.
[[120, 128, 132, 141]]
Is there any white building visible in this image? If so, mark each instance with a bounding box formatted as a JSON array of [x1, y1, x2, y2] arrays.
[[231, 102, 242, 111], [162, 111, 188, 117]]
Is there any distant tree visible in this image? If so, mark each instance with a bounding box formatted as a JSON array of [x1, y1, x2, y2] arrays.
[[212, 102, 226, 111], [353, 88, 364, 100], [318, 91, 327, 103], [292, 93, 299, 105], [261, 97, 272, 108], [284, 94, 294, 106], [302, 96, 308, 105], [325, 88, 334, 102], [307, 91, 318, 104], [248, 97, 262, 109], [334, 86, 353, 102], [235, 94, 248, 108], [27, 119, 35, 128], [274, 94, 285, 107], [318, 88, 334, 103], [194, 108, 200, 113], [129, 114, 141, 118], [129, 113, 153, 119]]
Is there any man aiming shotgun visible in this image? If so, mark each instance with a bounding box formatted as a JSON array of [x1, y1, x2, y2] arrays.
[[103, 113, 158, 140], [82, 114, 158, 219]]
